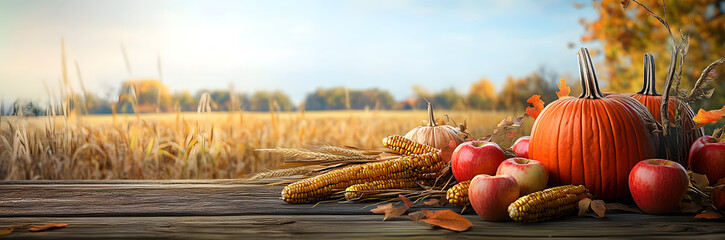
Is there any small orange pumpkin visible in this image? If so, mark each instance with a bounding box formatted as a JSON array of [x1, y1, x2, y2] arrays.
[[404, 101, 468, 149], [529, 48, 658, 201], [630, 53, 704, 163]]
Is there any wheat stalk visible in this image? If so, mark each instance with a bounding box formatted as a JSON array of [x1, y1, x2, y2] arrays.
[[245, 166, 313, 181]]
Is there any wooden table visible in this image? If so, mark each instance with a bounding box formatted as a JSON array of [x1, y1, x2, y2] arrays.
[[0, 180, 723, 239]]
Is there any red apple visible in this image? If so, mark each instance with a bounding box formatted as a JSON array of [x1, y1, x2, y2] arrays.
[[468, 174, 519, 221], [451, 141, 506, 182], [688, 135, 725, 184], [496, 157, 548, 195], [512, 136, 530, 158], [628, 159, 689, 214]]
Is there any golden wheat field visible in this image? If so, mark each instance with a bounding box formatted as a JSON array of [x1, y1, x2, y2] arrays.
[[0, 110, 532, 180]]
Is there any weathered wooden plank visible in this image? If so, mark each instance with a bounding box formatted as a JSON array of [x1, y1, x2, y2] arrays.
[[0, 181, 457, 217], [0, 214, 723, 239], [1, 180, 723, 239]]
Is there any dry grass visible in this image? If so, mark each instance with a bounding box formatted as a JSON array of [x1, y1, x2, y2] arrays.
[[0, 110, 532, 180]]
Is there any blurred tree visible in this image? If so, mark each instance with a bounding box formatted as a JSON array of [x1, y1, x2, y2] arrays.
[[580, 0, 725, 110], [249, 90, 295, 111], [118, 79, 172, 113], [304, 87, 394, 110], [173, 90, 197, 111], [497, 70, 561, 111], [468, 77, 497, 110], [433, 88, 463, 110]]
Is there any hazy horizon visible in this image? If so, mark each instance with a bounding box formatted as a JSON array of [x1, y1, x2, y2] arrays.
[[0, 0, 598, 104]]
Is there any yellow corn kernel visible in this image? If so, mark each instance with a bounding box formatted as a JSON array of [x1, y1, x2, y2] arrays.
[[382, 135, 438, 155], [507, 185, 591, 223], [446, 180, 471, 206]]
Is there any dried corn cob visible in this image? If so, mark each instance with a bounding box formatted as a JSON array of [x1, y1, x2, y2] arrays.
[[508, 185, 591, 223], [446, 180, 471, 206], [282, 152, 443, 203], [382, 135, 438, 155], [344, 178, 420, 200]]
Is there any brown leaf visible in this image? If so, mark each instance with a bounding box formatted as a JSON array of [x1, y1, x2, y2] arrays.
[[497, 116, 514, 127], [679, 202, 704, 213], [409, 211, 425, 221], [439, 140, 458, 163], [419, 209, 472, 232], [578, 198, 592, 217], [0, 228, 13, 236], [620, 0, 629, 9], [695, 211, 724, 220], [605, 203, 643, 214], [371, 203, 408, 221], [424, 198, 443, 207], [689, 172, 710, 190], [591, 200, 606, 218], [28, 223, 68, 232], [400, 195, 413, 208]]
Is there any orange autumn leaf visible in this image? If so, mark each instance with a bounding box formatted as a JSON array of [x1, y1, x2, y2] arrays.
[[526, 95, 545, 119], [28, 223, 68, 232], [0, 228, 12, 236], [692, 106, 725, 128], [556, 79, 570, 99], [417, 209, 472, 232], [695, 211, 723, 220]]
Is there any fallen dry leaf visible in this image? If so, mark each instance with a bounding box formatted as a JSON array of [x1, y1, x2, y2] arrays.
[[692, 106, 725, 128], [424, 198, 443, 207], [28, 224, 68, 232], [679, 202, 704, 213], [0, 228, 13, 236], [695, 211, 724, 220], [439, 140, 458, 163], [409, 211, 426, 221], [400, 195, 413, 208], [605, 203, 643, 214], [591, 200, 606, 218], [371, 203, 408, 221], [689, 172, 710, 190], [417, 209, 472, 232], [556, 79, 571, 99], [578, 198, 592, 217]]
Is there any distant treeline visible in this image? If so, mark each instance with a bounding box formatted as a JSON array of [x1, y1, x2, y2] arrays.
[[3, 68, 582, 116]]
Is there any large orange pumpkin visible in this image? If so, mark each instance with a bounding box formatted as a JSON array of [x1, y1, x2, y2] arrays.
[[630, 53, 704, 163], [529, 48, 658, 201]]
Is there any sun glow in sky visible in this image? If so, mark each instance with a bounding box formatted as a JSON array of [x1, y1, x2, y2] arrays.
[[0, 0, 597, 103]]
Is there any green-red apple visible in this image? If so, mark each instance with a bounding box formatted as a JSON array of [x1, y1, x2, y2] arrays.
[[468, 174, 519, 221], [496, 157, 548, 195], [512, 136, 530, 158], [629, 159, 689, 214], [451, 141, 506, 182], [688, 135, 725, 184]]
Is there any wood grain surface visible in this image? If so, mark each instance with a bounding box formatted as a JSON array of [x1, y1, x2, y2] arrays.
[[0, 180, 723, 239]]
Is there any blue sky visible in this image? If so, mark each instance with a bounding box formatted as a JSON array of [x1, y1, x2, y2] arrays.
[[0, 0, 598, 103]]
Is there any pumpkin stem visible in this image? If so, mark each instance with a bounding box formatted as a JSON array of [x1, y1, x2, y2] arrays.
[[577, 48, 604, 99], [425, 100, 437, 127], [637, 53, 660, 96]]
